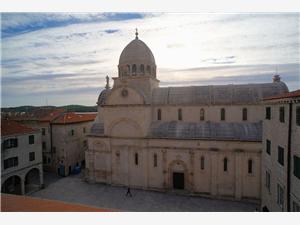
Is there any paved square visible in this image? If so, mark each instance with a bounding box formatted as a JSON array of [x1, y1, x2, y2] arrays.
[[31, 172, 259, 212]]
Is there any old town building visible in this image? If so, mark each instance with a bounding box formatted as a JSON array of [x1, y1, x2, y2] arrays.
[[11, 109, 96, 176], [12, 108, 65, 171], [261, 89, 300, 211], [51, 112, 96, 176], [85, 31, 289, 202], [1, 119, 43, 195]]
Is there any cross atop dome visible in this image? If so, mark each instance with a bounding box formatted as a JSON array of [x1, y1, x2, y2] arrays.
[[135, 28, 138, 39]]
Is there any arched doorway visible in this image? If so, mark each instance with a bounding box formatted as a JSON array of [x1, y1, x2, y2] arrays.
[[25, 168, 40, 194], [168, 160, 188, 190], [1, 175, 22, 195]]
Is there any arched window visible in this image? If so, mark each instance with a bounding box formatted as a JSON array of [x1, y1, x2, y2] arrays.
[[154, 153, 157, 167], [132, 64, 137, 75], [134, 153, 138, 165], [146, 65, 151, 75], [178, 108, 182, 121], [200, 108, 205, 121], [243, 108, 248, 121], [223, 157, 228, 172], [157, 109, 161, 120], [200, 156, 205, 170], [140, 64, 144, 75], [126, 65, 130, 75], [248, 159, 253, 174], [221, 108, 226, 121]]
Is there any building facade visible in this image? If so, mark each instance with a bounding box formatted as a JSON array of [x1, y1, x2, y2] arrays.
[[261, 90, 300, 211], [51, 112, 96, 176], [10, 108, 65, 171], [1, 120, 44, 195], [85, 32, 289, 202], [10, 110, 96, 176]]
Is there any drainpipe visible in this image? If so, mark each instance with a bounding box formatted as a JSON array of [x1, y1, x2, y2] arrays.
[[287, 102, 292, 212]]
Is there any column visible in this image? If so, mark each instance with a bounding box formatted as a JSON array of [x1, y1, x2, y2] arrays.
[[39, 167, 44, 189], [21, 177, 25, 195]]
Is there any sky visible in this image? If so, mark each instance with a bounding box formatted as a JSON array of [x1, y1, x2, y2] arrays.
[[1, 13, 299, 107]]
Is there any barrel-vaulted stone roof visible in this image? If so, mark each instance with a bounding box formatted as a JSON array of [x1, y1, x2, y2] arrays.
[[90, 122, 104, 136], [152, 81, 288, 105], [148, 121, 262, 141], [89, 121, 262, 142]]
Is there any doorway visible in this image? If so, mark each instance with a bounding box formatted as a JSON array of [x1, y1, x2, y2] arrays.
[[173, 172, 184, 189]]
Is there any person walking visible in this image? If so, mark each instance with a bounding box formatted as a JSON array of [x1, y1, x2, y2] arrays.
[[126, 187, 132, 197]]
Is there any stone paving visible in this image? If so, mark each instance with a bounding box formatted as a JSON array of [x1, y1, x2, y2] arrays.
[[31, 172, 259, 212]]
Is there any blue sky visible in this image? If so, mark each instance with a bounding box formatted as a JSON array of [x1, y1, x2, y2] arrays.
[[1, 13, 299, 107]]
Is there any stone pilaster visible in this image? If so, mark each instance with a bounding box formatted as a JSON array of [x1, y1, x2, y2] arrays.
[[189, 149, 195, 192], [210, 149, 219, 196], [234, 149, 243, 200], [162, 149, 167, 189]]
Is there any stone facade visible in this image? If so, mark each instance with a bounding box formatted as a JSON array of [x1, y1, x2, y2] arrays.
[[86, 32, 289, 202], [52, 120, 94, 176], [1, 120, 44, 195], [261, 90, 300, 211]]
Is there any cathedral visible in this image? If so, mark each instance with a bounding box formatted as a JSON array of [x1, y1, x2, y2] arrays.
[[85, 30, 288, 202]]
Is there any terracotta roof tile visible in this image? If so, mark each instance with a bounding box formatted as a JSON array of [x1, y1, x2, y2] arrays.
[[1, 194, 113, 212], [52, 112, 97, 124], [1, 119, 38, 136], [263, 89, 300, 101], [11, 108, 65, 122]]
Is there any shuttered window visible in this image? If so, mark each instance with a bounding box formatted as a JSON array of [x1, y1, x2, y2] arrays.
[[294, 155, 300, 179], [278, 146, 284, 166]]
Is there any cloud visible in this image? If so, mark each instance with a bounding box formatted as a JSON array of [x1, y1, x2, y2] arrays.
[[1, 13, 299, 107], [1, 13, 144, 38]]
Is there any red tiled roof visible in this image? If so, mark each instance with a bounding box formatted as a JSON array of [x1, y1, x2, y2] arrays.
[[52, 112, 97, 124], [1, 194, 113, 212], [1, 119, 38, 136], [264, 89, 300, 101], [11, 108, 65, 122]]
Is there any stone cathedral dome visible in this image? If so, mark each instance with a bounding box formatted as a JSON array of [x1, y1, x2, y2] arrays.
[[118, 29, 156, 78]]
